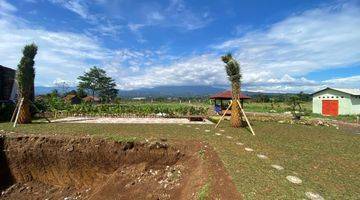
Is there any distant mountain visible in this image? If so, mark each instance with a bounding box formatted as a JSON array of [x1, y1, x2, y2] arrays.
[[35, 85, 298, 98], [119, 86, 227, 97], [35, 85, 226, 97], [35, 86, 77, 95]]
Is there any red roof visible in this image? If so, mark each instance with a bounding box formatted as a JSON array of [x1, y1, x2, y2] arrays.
[[210, 90, 251, 100]]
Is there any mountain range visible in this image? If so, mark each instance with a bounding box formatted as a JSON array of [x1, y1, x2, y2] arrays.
[[35, 85, 290, 97]]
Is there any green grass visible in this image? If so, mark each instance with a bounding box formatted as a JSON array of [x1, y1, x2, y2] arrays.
[[243, 101, 312, 113], [197, 182, 211, 200], [0, 121, 359, 199]]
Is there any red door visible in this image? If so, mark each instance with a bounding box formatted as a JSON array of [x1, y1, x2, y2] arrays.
[[322, 100, 339, 116]]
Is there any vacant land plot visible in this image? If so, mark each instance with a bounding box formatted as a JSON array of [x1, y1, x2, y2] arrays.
[[0, 121, 359, 199]]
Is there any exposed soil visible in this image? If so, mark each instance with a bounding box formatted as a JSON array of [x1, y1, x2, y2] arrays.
[[0, 133, 241, 200]]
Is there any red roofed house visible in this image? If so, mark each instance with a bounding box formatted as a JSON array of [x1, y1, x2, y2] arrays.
[[210, 90, 251, 115]]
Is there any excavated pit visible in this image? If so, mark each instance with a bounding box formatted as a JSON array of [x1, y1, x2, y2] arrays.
[[0, 134, 241, 200]]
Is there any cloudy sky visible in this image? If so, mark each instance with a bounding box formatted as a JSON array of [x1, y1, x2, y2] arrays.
[[0, 0, 359, 92]]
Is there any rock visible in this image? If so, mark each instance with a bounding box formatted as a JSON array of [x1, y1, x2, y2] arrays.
[[67, 145, 74, 152], [244, 147, 254, 152], [271, 164, 284, 170], [286, 175, 302, 184], [257, 154, 268, 159], [305, 192, 324, 200]]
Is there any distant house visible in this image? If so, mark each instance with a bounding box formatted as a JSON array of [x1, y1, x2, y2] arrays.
[[0, 65, 18, 103], [132, 97, 146, 100], [209, 90, 251, 115], [82, 96, 100, 103], [63, 94, 81, 104], [312, 87, 360, 116]]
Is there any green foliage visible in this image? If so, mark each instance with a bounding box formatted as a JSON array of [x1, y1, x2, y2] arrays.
[[17, 43, 38, 98], [76, 88, 87, 98], [35, 95, 208, 117], [77, 66, 118, 102], [221, 53, 241, 83], [0, 103, 15, 122]]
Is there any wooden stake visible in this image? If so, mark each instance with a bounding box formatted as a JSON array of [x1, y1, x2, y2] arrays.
[[10, 99, 20, 122], [215, 101, 232, 128], [13, 98, 24, 127], [237, 100, 255, 135]]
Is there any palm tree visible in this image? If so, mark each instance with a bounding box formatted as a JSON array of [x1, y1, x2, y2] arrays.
[[222, 53, 243, 127], [16, 43, 38, 124]]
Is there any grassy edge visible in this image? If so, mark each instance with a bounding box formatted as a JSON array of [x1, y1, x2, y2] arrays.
[[197, 182, 211, 200]]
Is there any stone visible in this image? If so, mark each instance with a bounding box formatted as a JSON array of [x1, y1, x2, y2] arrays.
[[226, 136, 233, 139], [236, 142, 243, 146], [257, 154, 268, 159], [244, 147, 254, 152], [215, 133, 222, 136], [286, 175, 302, 184], [305, 192, 324, 200], [271, 164, 284, 170], [205, 130, 210, 132]]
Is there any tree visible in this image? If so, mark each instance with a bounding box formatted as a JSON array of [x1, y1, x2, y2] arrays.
[[221, 53, 242, 127], [76, 88, 87, 98], [77, 66, 118, 102], [16, 43, 38, 124]]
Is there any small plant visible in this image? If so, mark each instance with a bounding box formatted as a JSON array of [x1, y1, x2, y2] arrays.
[[197, 182, 211, 200], [198, 148, 206, 160]]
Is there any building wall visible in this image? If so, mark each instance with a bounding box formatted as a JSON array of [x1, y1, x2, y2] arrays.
[[313, 89, 359, 115], [350, 95, 360, 114], [0, 66, 16, 101]]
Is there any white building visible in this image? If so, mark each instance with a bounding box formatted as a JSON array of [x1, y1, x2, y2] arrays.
[[312, 87, 360, 116]]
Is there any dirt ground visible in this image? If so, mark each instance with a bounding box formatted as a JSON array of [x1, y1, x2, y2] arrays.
[[0, 133, 241, 200]]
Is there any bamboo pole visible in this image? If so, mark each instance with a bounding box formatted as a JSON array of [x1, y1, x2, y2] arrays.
[[13, 98, 24, 127], [215, 100, 232, 128], [10, 99, 20, 122], [237, 100, 255, 135]]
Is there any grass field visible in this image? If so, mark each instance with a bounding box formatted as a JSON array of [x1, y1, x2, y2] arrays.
[[0, 121, 359, 199], [243, 101, 312, 113]]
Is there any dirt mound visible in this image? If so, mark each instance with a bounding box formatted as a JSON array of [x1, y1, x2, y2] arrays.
[[0, 134, 241, 199]]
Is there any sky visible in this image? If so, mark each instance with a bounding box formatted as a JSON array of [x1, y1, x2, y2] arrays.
[[0, 0, 359, 93]]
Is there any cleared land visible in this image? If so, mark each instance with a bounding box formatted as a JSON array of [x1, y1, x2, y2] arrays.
[[0, 121, 359, 199]]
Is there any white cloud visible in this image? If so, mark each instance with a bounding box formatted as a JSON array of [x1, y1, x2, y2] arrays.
[[118, 3, 360, 91], [1, 1, 359, 93], [49, 0, 90, 19], [213, 3, 360, 78], [0, 0, 16, 14]]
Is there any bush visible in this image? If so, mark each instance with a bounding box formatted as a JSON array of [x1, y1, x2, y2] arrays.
[[0, 102, 15, 122]]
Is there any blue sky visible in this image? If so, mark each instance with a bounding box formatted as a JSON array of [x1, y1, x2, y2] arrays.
[[0, 0, 359, 92]]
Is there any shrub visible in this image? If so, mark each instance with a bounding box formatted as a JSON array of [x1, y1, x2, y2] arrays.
[[0, 102, 15, 122]]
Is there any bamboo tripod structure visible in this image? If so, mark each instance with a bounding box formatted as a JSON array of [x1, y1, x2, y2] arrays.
[[11, 98, 51, 127], [215, 100, 255, 135]]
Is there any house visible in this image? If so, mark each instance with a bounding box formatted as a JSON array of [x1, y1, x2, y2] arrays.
[[209, 90, 251, 114], [0, 65, 17, 102], [132, 97, 146, 101], [312, 87, 360, 116], [82, 96, 100, 103], [63, 94, 81, 104]]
